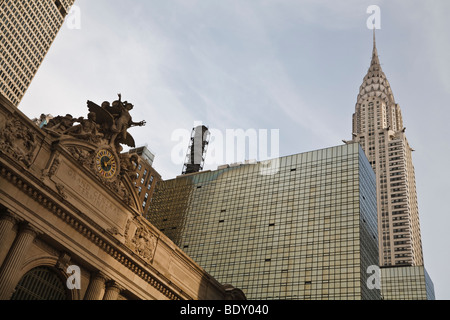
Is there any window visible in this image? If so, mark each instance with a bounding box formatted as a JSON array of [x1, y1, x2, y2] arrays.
[[11, 266, 68, 300], [148, 176, 154, 190]]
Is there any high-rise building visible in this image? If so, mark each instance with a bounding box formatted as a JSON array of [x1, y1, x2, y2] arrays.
[[148, 144, 381, 300], [349, 31, 434, 299], [125, 146, 162, 215], [0, 0, 75, 106], [350, 31, 423, 267]]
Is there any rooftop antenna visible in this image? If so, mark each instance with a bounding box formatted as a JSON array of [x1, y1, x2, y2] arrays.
[[182, 124, 210, 175]]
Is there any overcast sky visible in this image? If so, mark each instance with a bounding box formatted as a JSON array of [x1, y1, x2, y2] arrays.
[[18, 0, 450, 299]]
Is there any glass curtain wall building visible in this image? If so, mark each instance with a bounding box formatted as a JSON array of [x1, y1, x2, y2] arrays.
[[148, 144, 381, 300], [381, 266, 435, 300]]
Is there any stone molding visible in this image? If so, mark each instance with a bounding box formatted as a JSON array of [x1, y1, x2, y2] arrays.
[[0, 162, 182, 300]]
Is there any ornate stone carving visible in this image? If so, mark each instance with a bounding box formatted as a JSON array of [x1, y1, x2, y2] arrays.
[[55, 183, 67, 200], [43, 94, 145, 175], [44, 94, 145, 155], [68, 146, 93, 167], [124, 219, 132, 240], [87, 94, 146, 153], [129, 226, 158, 263], [119, 152, 140, 182], [64, 113, 103, 144], [0, 163, 182, 300], [39, 95, 146, 208], [45, 114, 77, 134], [41, 156, 60, 180], [0, 114, 37, 167], [48, 157, 60, 177], [55, 252, 72, 271], [107, 226, 119, 236]]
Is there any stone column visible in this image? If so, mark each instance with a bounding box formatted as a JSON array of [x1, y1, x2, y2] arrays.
[[0, 223, 39, 300], [0, 209, 19, 265], [103, 280, 121, 300], [84, 272, 106, 300]]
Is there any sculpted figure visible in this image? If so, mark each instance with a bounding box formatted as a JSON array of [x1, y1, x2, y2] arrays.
[[120, 153, 140, 180], [87, 94, 146, 150], [131, 227, 157, 262], [64, 112, 103, 142], [46, 114, 76, 133], [110, 99, 146, 147]]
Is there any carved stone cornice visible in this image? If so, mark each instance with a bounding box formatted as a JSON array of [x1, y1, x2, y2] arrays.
[[0, 162, 182, 300]]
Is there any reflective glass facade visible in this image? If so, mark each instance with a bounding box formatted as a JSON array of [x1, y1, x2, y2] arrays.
[[148, 144, 380, 300], [381, 266, 435, 300]]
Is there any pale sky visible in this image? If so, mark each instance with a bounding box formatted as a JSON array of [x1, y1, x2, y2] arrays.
[[18, 0, 450, 299]]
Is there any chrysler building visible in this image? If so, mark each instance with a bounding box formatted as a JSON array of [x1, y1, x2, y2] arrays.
[[350, 31, 424, 267]]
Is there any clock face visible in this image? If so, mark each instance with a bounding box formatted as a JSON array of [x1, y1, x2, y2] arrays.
[[95, 149, 117, 179]]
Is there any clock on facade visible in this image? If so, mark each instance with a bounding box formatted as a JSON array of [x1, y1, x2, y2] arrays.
[[95, 149, 118, 179]]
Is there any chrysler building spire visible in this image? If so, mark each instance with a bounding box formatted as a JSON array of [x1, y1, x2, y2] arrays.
[[353, 30, 398, 136], [351, 32, 424, 267], [372, 27, 379, 65]]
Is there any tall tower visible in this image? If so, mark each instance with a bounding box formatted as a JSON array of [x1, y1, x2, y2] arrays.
[[351, 30, 424, 267], [0, 0, 76, 107]]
